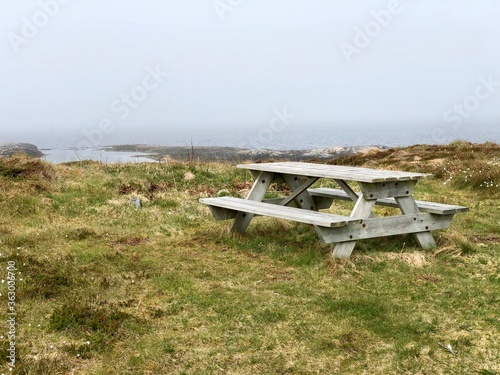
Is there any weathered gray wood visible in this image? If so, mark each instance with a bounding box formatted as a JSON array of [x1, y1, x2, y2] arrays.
[[207, 197, 330, 218], [231, 171, 274, 233], [238, 162, 432, 183], [202, 162, 466, 259], [359, 180, 417, 200], [262, 198, 333, 210], [282, 174, 327, 240], [206, 205, 237, 220], [331, 196, 376, 258], [317, 213, 454, 243], [280, 177, 318, 207], [334, 179, 359, 201], [351, 196, 377, 219], [199, 197, 361, 227], [335, 179, 378, 218], [395, 196, 437, 249], [308, 188, 469, 215], [282, 174, 318, 211]]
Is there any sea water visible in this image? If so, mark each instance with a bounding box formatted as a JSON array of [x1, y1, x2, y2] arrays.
[[6, 125, 500, 163]]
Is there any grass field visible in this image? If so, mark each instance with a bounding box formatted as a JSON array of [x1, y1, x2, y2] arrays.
[[0, 141, 498, 374]]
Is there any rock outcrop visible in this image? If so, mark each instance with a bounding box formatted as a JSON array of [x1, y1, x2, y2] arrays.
[[0, 143, 44, 158], [106, 144, 389, 162]]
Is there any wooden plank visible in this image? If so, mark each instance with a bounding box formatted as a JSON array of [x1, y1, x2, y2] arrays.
[[231, 171, 274, 233], [208, 197, 331, 218], [237, 162, 432, 183], [200, 197, 361, 227], [282, 173, 326, 240], [334, 179, 359, 201], [308, 188, 469, 215], [330, 196, 376, 258], [282, 174, 318, 211], [335, 179, 378, 218], [316, 213, 454, 243], [206, 205, 237, 220], [263, 198, 333, 210], [395, 196, 437, 249], [359, 180, 417, 200], [280, 177, 318, 206]]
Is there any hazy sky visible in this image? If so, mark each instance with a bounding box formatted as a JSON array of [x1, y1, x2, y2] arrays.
[[1, 0, 499, 147]]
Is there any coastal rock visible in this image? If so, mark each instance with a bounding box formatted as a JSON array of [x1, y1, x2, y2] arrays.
[[104, 144, 389, 162], [301, 146, 386, 159], [0, 143, 44, 158]]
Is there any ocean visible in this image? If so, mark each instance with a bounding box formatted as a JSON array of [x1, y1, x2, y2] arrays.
[[9, 125, 500, 163]]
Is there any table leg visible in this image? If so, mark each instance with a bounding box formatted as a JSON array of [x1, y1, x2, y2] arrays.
[[282, 174, 318, 210], [231, 171, 274, 233], [332, 196, 376, 258], [336, 179, 377, 218], [395, 196, 437, 249]]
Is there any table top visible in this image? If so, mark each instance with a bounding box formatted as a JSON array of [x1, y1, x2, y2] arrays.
[[237, 162, 432, 183]]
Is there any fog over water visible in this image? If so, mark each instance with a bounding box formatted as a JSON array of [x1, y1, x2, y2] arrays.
[[1, 1, 499, 150]]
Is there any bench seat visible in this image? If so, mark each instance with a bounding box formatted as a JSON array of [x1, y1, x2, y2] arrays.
[[308, 188, 469, 215], [199, 196, 361, 228]]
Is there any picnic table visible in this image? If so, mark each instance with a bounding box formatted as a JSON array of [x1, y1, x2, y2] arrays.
[[200, 162, 468, 258]]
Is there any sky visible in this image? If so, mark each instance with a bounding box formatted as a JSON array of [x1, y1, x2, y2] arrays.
[[0, 0, 499, 149]]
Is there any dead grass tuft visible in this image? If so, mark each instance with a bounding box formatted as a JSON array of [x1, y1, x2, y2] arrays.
[[0, 155, 55, 180]]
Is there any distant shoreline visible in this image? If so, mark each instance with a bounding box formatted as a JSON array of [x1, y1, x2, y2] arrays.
[[103, 144, 390, 162], [5, 141, 500, 164]]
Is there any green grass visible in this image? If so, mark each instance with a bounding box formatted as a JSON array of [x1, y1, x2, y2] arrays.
[[0, 143, 499, 374]]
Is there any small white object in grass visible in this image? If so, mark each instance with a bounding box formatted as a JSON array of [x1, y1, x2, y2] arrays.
[[131, 197, 142, 208], [446, 344, 455, 355], [438, 341, 456, 355], [184, 172, 195, 181]]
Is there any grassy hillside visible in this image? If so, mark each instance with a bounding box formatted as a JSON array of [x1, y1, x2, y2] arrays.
[[0, 141, 498, 374]]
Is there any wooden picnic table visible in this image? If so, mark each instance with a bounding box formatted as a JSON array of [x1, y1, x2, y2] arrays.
[[200, 162, 468, 258]]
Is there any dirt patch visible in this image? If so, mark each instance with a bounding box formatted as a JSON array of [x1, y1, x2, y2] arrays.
[[385, 252, 428, 267], [112, 236, 149, 247], [187, 185, 216, 197], [428, 158, 445, 166], [472, 234, 500, 244]]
